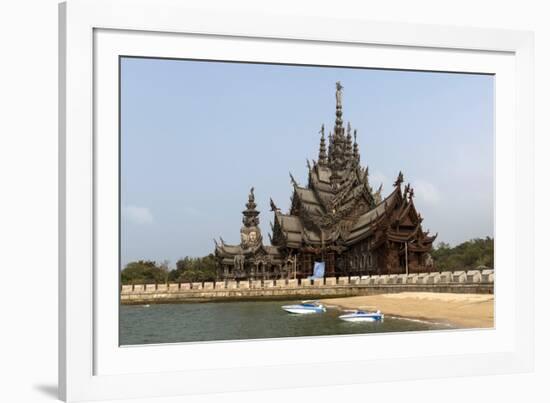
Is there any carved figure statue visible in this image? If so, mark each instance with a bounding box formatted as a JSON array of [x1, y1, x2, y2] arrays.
[[336, 81, 343, 105]]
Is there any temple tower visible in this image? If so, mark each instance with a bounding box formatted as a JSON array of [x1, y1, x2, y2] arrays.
[[240, 187, 262, 248]]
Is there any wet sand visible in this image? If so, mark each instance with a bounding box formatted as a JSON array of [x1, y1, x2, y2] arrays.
[[321, 292, 494, 328]]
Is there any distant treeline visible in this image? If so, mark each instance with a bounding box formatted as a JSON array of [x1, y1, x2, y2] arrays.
[[431, 237, 494, 271], [121, 254, 216, 285], [121, 237, 494, 284]]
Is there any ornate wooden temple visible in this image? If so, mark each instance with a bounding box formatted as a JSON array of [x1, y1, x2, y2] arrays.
[[214, 82, 437, 280]]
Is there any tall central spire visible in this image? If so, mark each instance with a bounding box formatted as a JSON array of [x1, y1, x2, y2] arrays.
[[330, 82, 346, 177]]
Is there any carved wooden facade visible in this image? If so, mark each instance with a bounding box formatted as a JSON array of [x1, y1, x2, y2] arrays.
[[214, 82, 436, 280]]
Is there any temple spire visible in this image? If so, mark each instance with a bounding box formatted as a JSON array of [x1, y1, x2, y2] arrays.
[[327, 132, 334, 163], [345, 122, 353, 162], [329, 81, 347, 177], [242, 187, 260, 227], [318, 124, 327, 165], [353, 129, 360, 163], [334, 81, 344, 135]]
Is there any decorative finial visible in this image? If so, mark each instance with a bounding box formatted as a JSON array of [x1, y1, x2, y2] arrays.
[[393, 171, 404, 187], [363, 166, 369, 180], [409, 187, 415, 200], [269, 197, 280, 212], [246, 187, 256, 210], [289, 172, 298, 187], [374, 183, 383, 204]]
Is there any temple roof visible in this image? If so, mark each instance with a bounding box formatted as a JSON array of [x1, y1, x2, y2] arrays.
[[215, 82, 436, 261], [274, 184, 401, 248], [215, 241, 283, 258], [346, 188, 399, 242], [276, 214, 303, 233]]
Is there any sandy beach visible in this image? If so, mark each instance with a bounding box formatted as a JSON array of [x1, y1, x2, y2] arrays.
[[321, 292, 494, 328]]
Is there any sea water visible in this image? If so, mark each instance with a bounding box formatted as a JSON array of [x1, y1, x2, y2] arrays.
[[120, 300, 453, 345]]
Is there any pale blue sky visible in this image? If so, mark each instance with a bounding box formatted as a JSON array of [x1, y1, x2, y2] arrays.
[[121, 57, 494, 268]]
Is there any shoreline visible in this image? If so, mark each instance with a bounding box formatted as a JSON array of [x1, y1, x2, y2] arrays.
[[121, 283, 494, 305], [121, 294, 334, 305], [320, 292, 494, 329], [121, 270, 494, 305]]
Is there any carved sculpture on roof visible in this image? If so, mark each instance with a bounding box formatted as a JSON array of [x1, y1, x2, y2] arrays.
[[269, 197, 280, 212], [393, 171, 404, 187], [374, 184, 383, 205], [335, 81, 343, 105], [289, 172, 299, 188]]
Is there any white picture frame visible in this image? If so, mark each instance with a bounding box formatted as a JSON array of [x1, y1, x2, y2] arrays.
[[59, 0, 534, 401]]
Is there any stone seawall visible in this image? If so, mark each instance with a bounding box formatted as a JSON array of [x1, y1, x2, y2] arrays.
[[121, 269, 494, 304]]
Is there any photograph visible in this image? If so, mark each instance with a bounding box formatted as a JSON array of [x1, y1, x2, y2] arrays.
[[1, 0, 543, 401], [119, 57, 495, 345]]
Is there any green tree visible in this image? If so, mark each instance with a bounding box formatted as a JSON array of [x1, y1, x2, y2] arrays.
[[169, 254, 217, 283], [121, 260, 168, 284], [431, 237, 494, 271]]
